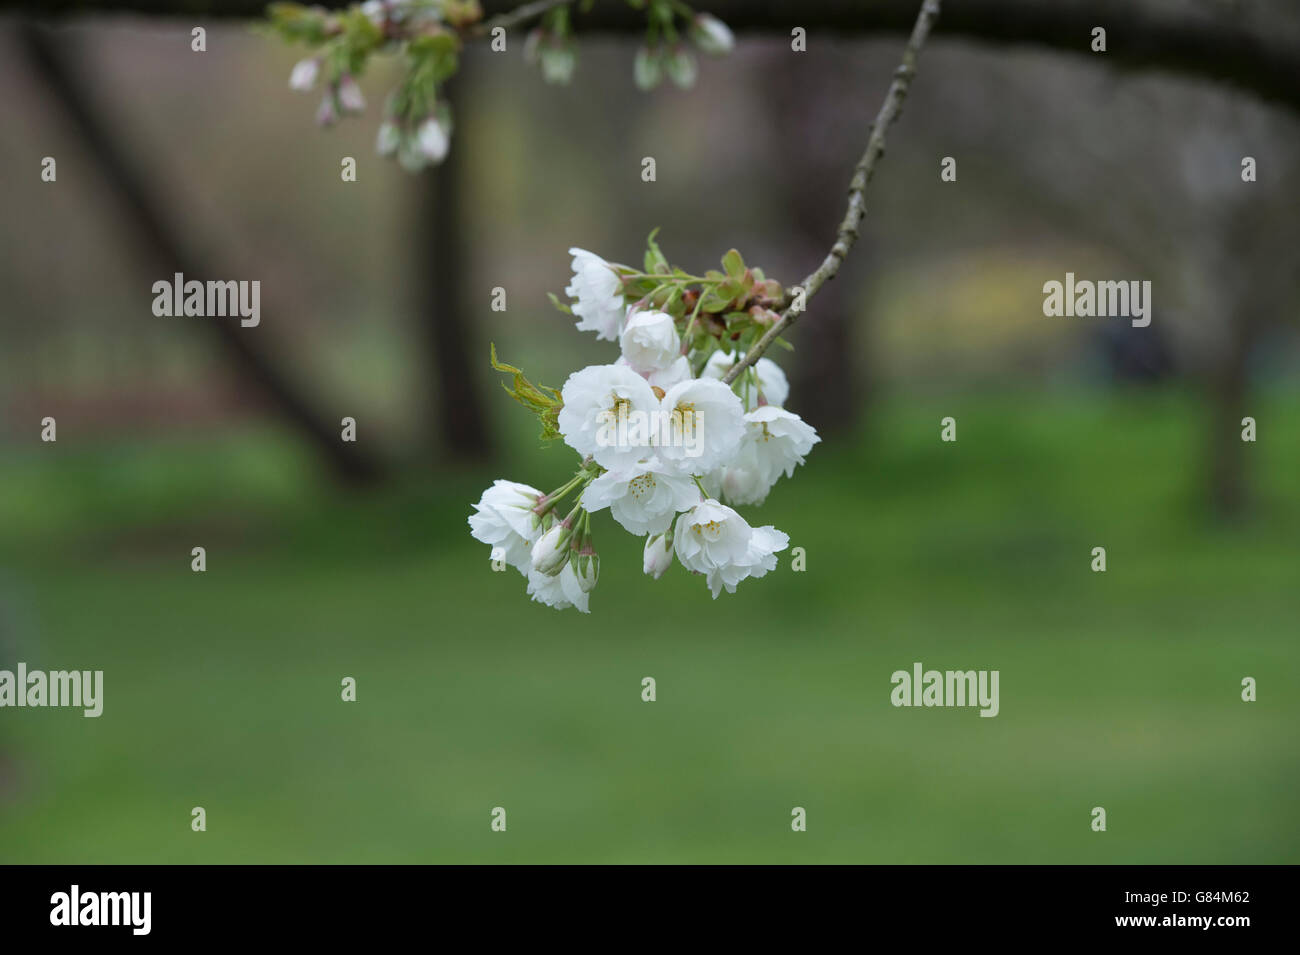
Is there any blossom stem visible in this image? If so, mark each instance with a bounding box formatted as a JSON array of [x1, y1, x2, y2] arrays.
[[534, 470, 587, 517], [721, 0, 942, 386]]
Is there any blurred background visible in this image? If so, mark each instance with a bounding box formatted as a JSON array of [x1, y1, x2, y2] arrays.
[[0, 0, 1297, 862]]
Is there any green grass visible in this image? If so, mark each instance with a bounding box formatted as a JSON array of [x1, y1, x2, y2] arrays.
[[0, 389, 1296, 862]]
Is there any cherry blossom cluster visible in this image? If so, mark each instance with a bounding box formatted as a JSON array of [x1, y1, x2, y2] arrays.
[[469, 235, 819, 612], [266, 0, 733, 172]]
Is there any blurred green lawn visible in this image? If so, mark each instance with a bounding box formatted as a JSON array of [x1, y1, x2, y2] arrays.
[[0, 390, 1296, 863]]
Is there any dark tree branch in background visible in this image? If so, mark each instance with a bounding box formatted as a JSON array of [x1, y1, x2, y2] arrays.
[[723, 0, 941, 386], [18, 22, 386, 485], [474, 0, 569, 35], [6, 0, 1300, 114]]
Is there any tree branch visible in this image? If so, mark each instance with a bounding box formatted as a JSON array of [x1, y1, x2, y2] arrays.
[[723, 0, 940, 387], [6, 1, 1300, 115], [475, 0, 569, 35]]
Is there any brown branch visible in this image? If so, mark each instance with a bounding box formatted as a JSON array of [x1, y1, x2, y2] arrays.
[[723, 0, 940, 386], [6, 1, 1300, 115]]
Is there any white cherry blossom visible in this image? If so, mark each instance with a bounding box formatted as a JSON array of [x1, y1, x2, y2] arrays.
[[582, 458, 699, 535], [566, 248, 626, 341], [620, 309, 680, 374], [557, 363, 660, 469], [467, 480, 543, 575], [673, 498, 789, 598], [657, 377, 745, 473]]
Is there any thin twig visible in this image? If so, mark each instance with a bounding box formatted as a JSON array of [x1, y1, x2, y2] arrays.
[[723, 0, 941, 386], [473, 0, 572, 35]]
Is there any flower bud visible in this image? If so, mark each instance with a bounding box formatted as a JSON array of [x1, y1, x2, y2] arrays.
[[288, 57, 319, 92], [523, 26, 544, 64], [573, 551, 599, 592], [540, 42, 577, 84], [665, 46, 697, 89], [376, 121, 402, 157], [417, 116, 449, 163], [397, 136, 427, 173], [643, 532, 674, 579], [634, 46, 663, 91], [338, 73, 366, 113], [690, 14, 734, 55], [531, 522, 573, 577], [315, 93, 339, 127]]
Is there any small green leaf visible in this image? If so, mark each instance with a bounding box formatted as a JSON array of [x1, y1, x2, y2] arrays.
[[644, 228, 669, 274], [699, 287, 733, 312], [722, 248, 745, 279]]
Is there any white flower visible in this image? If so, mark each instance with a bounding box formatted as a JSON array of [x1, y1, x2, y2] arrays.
[[674, 499, 788, 598], [657, 377, 746, 473], [713, 407, 818, 506], [416, 116, 449, 163], [558, 363, 659, 470], [360, 0, 386, 26], [566, 248, 625, 341], [526, 564, 590, 613], [745, 406, 820, 481], [582, 458, 699, 536], [646, 355, 691, 391], [714, 441, 772, 506], [530, 521, 576, 576], [643, 532, 674, 579], [614, 354, 690, 392], [338, 74, 366, 113], [690, 14, 734, 55], [289, 58, 319, 92], [620, 309, 680, 374], [702, 352, 789, 409], [468, 480, 543, 575]]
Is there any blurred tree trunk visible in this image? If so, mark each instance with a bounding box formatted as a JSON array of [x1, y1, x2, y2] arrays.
[[418, 51, 491, 461], [1204, 205, 1270, 520], [20, 23, 384, 485]]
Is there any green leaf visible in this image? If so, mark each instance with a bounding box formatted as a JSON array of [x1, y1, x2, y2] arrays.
[[722, 248, 745, 279], [644, 227, 669, 274], [489, 343, 562, 441], [699, 287, 733, 312]]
